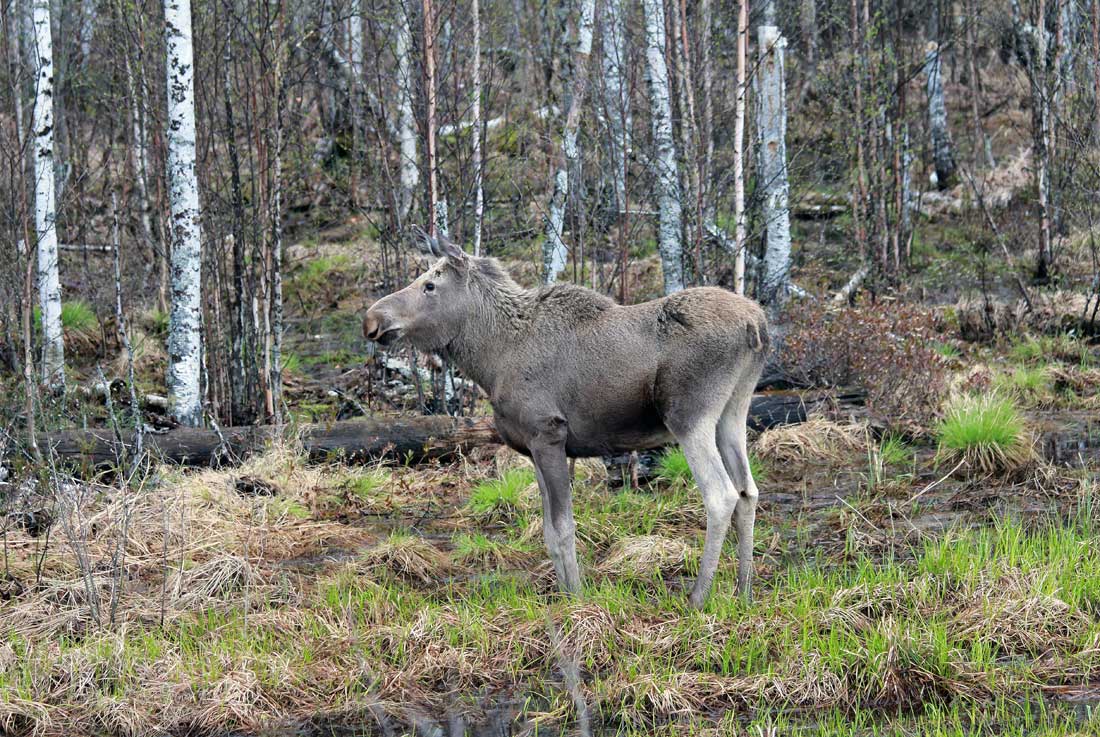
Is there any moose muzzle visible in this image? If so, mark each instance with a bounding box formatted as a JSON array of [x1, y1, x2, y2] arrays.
[[362, 303, 400, 346]]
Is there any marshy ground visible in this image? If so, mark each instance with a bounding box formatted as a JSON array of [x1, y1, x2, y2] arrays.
[[3, 329, 1100, 735]]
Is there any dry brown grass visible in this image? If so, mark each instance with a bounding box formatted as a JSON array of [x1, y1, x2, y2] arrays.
[[598, 535, 692, 578], [754, 417, 867, 464], [358, 533, 455, 583]]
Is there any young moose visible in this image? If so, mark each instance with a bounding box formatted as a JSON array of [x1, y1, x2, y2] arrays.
[[363, 233, 768, 607]]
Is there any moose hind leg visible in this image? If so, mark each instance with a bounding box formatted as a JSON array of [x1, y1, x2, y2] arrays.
[[717, 391, 759, 601], [677, 427, 738, 609]]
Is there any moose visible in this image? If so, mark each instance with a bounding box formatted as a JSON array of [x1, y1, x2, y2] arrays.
[[363, 231, 768, 607]]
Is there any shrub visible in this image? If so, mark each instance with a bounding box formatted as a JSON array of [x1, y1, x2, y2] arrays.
[[782, 302, 950, 435], [935, 394, 1032, 475]]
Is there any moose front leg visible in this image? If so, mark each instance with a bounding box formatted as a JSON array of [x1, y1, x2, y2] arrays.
[[528, 420, 582, 595]]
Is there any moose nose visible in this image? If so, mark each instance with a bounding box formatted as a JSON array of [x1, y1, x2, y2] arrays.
[[363, 312, 383, 342]]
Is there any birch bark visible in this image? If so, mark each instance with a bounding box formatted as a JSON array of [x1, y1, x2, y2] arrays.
[[924, 41, 957, 188], [642, 0, 684, 294], [396, 0, 419, 223], [32, 0, 64, 388], [756, 23, 791, 309], [543, 0, 595, 283], [164, 0, 204, 426]]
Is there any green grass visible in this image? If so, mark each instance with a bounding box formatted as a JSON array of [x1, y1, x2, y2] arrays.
[[1010, 333, 1093, 367], [290, 254, 352, 291], [657, 447, 768, 488], [993, 366, 1051, 404], [33, 300, 98, 335], [467, 467, 535, 518], [866, 435, 915, 491], [61, 301, 97, 332], [878, 435, 913, 468], [933, 341, 960, 359], [345, 469, 390, 502], [936, 394, 1029, 473], [280, 351, 302, 374]]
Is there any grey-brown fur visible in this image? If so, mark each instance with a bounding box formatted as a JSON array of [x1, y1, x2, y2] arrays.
[[364, 233, 767, 607]]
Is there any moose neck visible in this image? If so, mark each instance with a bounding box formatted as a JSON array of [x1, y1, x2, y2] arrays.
[[442, 267, 528, 392]]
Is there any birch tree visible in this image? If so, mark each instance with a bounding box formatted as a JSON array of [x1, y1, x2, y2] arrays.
[[924, 40, 957, 188], [756, 22, 791, 309], [396, 0, 418, 223], [422, 0, 441, 234], [600, 0, 629, 216], [1012, 0, 1054, 278], [542, 0, 595, 282], [164, 0, 203, 427], [470, 0, 483, 255], [31, 0, 64, 388], [642, 0, 684, 294], [732, 0, 748, 294]]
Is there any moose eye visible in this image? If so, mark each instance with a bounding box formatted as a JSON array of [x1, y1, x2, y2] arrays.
[[424, 282, 435, 293]]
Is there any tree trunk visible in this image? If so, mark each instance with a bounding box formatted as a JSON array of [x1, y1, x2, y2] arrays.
[[671, 0, 700, 260], [164, 0, 204, 427], [733, 0, 748, 294], [965, 0, 995, 168], [422, 0, 440, 235], [600, 0, 629, 217], [699, 0, 714, 220], [850, 0, 868, 258], [642, 0, 684, 294], [31, 0, 64, 389], [756, 24, 791, 310], [542, 0, 596, 283], [924, 41, 957, 189], [396, 0, 419, 223], [471, 0, 484, 255], [799, 0, 817, 101], [41, 394, 826, 471]]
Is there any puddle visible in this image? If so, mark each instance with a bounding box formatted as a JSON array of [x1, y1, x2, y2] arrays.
[[1042, 424, 1100, 468]]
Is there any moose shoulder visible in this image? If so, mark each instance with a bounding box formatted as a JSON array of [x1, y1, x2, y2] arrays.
[[364, 232, 767, 608]]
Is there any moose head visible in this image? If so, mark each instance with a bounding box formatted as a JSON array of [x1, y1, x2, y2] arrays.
[[362, 228, 476, 352]]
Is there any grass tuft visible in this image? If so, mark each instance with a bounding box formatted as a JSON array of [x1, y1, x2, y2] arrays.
[[61, 300, 98, 333], [935, 394, 1033, 474], [466, 468, 536, 519], [599, 535, 692, 578]]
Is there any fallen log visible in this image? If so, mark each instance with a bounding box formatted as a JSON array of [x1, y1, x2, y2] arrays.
[[41, 415, 501, 470], [38, 393, 856, 471]]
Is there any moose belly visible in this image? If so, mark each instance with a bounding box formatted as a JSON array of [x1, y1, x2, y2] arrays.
[[563, 401, 672, 457]]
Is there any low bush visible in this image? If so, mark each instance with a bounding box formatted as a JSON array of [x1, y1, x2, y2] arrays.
[[782, 302, 950, 435]]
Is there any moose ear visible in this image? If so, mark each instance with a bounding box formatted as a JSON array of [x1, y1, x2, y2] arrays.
[[408, 225, 441, 258], [435, 232, 468, 263]]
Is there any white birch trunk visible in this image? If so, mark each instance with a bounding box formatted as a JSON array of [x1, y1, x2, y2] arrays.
[[164, 0, 203, 427], [126, 54, 155, 255], [756, 24, 791, 308], [349, 0, 363, 82], [600, 0, 629, 215], [396, 1, 419, 223], [642, 0, 684, 294], [733, 0, 748, 295], [924, 41, 957, 188], [543, 0, 595, 283], [471, 0, 484, 255], [32, 0, 64, 388]]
